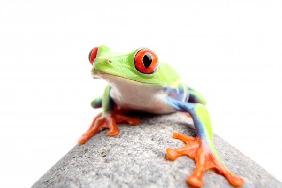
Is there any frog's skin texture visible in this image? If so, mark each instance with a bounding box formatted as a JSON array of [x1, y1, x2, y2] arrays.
[[78, 46, 244, 188]]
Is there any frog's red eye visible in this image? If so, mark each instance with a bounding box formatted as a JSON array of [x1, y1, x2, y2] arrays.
[[88, 47, 98, 65], [134, 49, 158, 74]]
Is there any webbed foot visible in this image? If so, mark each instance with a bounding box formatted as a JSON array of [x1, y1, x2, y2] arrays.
[[166, 132, 244, 188], [78, 112, 140, 144]]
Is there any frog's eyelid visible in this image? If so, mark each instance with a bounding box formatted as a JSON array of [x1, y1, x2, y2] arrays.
[[134, 48, 149, 56]]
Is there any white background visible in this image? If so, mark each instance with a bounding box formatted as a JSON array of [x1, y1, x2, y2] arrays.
[[0, 0, 282, 187]]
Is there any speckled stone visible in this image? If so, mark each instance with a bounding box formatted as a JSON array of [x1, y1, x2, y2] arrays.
[[32, 113, 281, 188]]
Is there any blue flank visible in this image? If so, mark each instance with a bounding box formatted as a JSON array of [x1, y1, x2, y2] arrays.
[[163, 84, 187, 102], [165, 97, 209, 142], [163, 85, 213, 144]]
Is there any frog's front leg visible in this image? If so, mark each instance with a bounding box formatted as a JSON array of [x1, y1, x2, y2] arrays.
[[78, 86, 140, 145], [165, 98, 244, 187]]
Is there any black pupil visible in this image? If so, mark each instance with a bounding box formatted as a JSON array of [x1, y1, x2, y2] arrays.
[[142, 54, 152, 68]]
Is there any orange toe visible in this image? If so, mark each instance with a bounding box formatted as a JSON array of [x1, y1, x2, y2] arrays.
[[224, 173, 244, 187], [106, 117, 120, 136], [78, 134, 89, 145], [166, 148, 181, 161], [187, 175, 203, 188]]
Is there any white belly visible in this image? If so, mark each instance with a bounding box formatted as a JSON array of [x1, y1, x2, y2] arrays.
[[100, 74, 175, 114]]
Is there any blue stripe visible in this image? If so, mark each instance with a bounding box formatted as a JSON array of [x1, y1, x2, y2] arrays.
[[165, 97, 209, 141]]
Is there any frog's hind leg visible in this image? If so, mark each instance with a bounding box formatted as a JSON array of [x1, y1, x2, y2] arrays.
[[165, 98, 244, 187]]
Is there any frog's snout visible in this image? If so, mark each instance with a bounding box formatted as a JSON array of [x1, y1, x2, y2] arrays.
[[91, 57, 113, 78], [94, 58, 112, 65]]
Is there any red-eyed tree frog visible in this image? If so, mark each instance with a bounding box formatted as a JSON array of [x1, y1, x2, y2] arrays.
[[78, 45, 244, 188]]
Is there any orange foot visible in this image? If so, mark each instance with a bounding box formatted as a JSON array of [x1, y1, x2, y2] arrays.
[[166, 132, 244, 188], [78, 112, 140, 145]]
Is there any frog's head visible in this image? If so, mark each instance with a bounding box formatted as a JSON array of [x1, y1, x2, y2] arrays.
[[88, 45, 163, 85]]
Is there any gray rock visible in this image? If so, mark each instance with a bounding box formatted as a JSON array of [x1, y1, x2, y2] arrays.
[[32, 113, 281, 188]]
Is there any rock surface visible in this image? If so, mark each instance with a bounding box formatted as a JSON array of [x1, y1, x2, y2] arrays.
[[32, 113, 281, 188]]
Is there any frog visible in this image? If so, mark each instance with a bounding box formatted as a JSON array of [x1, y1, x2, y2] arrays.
[[78, 45, 244, 188]]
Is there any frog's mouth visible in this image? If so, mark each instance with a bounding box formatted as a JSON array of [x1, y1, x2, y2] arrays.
[[92, 70, 119, 80], [93, 71, 143, 84], [92, 70, 163, 89], [93, 70, 139, 83]]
